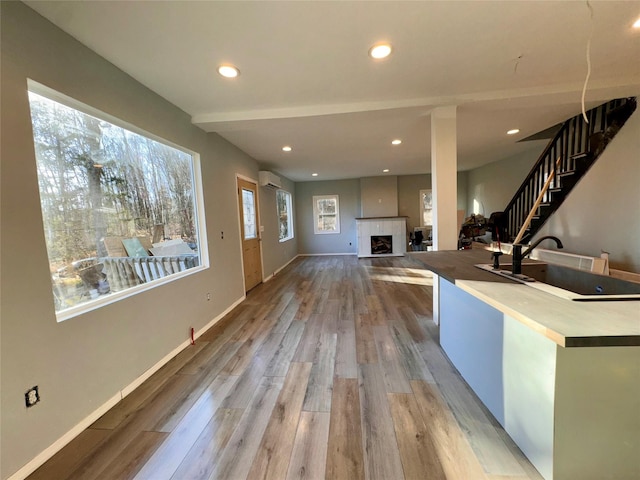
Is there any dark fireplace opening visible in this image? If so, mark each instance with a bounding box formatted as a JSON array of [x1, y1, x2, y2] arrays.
[[371, 235, 393, 255]]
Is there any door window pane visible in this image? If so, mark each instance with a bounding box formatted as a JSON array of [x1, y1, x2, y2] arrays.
[[242, 188, 257, 239]]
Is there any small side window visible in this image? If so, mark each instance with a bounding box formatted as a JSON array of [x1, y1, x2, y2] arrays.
[[420, 189, 433, 227], [313, 195, 340, 234], [277, 190, 294, 242]]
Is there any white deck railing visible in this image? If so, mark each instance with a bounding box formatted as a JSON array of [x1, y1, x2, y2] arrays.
[[101, 255, 199, 291]]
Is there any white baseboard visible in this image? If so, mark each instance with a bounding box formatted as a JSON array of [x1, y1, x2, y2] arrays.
[[121, 294, 245, 398], [263, 255, 300, 283], [7, 392, 122, 480], [7, 294, 246, 480], [297, 252, 356, 256], [274, 254, 300, 275]]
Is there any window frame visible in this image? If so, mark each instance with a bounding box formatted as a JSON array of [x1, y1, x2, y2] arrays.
[[419, 189, 433, 227], [276, 189, 294, 242], [27, 80, 209, 322], [313, 194, 340, 235]]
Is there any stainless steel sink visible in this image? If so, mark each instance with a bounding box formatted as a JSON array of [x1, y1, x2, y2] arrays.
[[475, 263, 640, 301]]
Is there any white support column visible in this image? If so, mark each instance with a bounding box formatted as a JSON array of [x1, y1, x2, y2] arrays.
[[432, 275, 440, 326], [431, 106, 458, 251]]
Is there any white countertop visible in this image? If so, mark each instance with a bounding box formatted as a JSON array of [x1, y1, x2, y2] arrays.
[[455, 279, 640, 347], [409, 250, 640, 347]]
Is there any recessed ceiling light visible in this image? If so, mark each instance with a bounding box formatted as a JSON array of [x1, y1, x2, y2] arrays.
[[391, 139, 402, 145], [633, 17, 640, 28], [507, 129, 520, 135], [218, 64, 240, 78], [383, 169, 390, 173], [369, 43, 392, 59], [282, 146, 292, 152], [312, 173, 318, 177]]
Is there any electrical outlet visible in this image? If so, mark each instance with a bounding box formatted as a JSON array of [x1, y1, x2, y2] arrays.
[[25, 386, 40, 408], [206, 293, 211, 301]]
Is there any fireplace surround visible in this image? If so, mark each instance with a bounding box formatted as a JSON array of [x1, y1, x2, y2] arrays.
[[356, 217, 407, 258]]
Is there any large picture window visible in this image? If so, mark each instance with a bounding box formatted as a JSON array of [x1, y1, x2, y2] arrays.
[[277, 190, 294, 242], [28, 85, 206, 320], [313, 195, 340, 234]]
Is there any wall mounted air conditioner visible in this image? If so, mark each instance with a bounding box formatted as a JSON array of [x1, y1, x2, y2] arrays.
[[259, 171, 282, 189]]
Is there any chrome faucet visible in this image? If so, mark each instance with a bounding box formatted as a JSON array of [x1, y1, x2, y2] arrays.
[[511, 236, 563, 275]]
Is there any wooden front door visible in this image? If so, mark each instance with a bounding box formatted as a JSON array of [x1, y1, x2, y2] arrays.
[[238, 178, 262, 292]]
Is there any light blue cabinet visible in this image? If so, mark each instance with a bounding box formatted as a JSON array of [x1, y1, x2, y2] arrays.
[[438, 277, 640, 480]]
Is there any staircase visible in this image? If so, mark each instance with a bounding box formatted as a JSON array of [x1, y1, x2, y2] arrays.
[[500, 97, 637, 244]]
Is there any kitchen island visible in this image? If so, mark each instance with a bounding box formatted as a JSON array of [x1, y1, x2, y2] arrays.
[[410, 249, 640, 480]]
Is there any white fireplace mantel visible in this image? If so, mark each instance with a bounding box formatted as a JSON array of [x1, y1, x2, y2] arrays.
[[356, 217, 407, 258]]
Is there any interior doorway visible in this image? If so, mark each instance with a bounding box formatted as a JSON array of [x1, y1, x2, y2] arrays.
[[237, 177, 262, 292]]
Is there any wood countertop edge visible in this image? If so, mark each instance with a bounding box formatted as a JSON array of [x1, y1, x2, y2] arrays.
[[455, 280, 640, 348], [454, 281, 567, 347], [406, 251, 639, 348]]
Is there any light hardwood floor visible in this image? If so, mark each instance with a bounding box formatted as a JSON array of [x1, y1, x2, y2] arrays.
[[27, 255, 544, 480]]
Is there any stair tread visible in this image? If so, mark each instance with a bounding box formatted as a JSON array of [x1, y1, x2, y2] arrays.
[[570, 151, 592, 160], [504, 96, 636, 242], [557, 170, 578, 177]]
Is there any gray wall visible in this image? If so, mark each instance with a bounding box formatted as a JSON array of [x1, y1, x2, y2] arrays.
[[398, 174, 430, 232], [464, 111, 640, 272], [458, 170, 469, 213], [294, 173, 469, 256], [398, 173, 469, 232], [360, 176, 398, 217], [259, 174, 298, 278], [535, 109, 640, 272], [0, 3, 293, 478], [295, 179, 360, 255], [465, 147, 541, 217]]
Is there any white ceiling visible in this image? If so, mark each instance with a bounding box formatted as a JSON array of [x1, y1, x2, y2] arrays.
[[25, 1, 640, 181]]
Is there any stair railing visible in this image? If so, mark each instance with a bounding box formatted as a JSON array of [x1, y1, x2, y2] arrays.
[[502, 98, 633, 242]]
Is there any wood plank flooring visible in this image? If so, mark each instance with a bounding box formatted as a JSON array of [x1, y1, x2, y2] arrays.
[[27, 255, 544, 480]]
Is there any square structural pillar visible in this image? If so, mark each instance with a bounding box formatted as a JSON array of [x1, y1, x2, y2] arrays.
[[431, 106, 458, 251]]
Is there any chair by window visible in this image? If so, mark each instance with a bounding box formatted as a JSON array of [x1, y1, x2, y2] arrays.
[[412, 230, 424, 250]]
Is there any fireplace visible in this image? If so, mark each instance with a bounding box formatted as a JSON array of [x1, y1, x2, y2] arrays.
[[355, 217, 406, 258], [371, 235, 393, 255]]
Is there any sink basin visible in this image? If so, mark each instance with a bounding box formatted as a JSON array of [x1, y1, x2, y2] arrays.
[[475, 263, 640, 301]]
